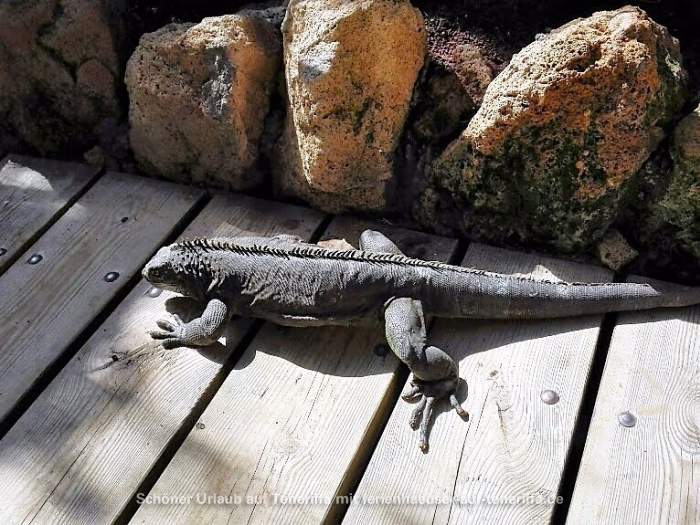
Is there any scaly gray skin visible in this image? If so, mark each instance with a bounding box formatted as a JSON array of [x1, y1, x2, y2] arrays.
[[142, 230, 700, 452]]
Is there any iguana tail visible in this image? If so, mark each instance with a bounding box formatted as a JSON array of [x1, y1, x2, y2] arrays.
[[429, 269, 700, 319], [496, 278, 700, 319]]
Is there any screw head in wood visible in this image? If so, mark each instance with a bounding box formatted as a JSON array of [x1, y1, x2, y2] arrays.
[[540, 390, 560, 405], [27, 254, 42, 264], [147, 286, 162, 298], [104, 271, 120, 282], [0, 248, 6, 256], [618, 411, 637, 427]]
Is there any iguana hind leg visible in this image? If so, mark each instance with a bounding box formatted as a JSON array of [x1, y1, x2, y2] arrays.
[[150, 298, 231, 349], [361, 229, 468, 452], [384, 297, 468, 453]]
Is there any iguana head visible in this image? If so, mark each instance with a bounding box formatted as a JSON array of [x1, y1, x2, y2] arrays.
[[143, 244, 202, 297]]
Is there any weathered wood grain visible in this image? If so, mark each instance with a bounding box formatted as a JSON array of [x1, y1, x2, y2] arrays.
[[0, 155, 99, 274], [344, 244, 611, 525], [567, 277, 700, 525], [0, 194, 324, 525], [130, 216, 458, 525], [0, 172, 203, 424]]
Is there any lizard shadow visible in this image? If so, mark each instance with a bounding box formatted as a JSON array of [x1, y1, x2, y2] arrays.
[[164, 298, 622, 378]]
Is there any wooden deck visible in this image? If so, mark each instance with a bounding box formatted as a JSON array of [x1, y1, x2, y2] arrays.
[[0, 155, 697, 525]]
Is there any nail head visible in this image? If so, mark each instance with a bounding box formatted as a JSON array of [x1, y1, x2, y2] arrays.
[[104, 271, 120, 282], [618, 411, 637, 427], [27, 254, 42, 264], [540, 389, 560, 405], [147, 286, 162, 298]]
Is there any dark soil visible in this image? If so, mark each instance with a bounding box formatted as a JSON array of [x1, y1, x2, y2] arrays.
[[124, 0, 278, 36]]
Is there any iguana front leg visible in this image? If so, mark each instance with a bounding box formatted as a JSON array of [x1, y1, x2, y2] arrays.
[[149, 298, 231, 349], [385, 297, 468, 452], [358, 229, 468, 452]]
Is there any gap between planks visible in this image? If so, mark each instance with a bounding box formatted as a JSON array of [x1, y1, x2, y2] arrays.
[[550, 311, 618, 524], [567, 276, 700, 524]]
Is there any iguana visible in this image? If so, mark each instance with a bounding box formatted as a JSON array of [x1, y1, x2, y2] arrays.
[[142, 230, 700, 452]]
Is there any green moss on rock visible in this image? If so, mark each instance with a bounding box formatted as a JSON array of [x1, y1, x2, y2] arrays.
[[656, 106, 700, 258], [416, 7, 687, 254]]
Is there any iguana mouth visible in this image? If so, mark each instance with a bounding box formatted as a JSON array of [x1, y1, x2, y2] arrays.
[[142, 264, 163, 284]]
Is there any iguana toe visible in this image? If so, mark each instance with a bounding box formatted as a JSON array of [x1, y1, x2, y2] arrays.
[[155, 318, 177, 332], [419, 397, 435, 453], [409, 397, 426, 429]]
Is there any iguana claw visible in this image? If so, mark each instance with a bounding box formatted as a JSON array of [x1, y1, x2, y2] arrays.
[[149, 314, 187, 348], [148, 298, 230, 349], [402, 375, 468, 453]]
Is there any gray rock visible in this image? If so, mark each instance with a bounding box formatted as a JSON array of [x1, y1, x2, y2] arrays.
[[596, 229, 638, 271], [125, 14, 282, 189], [648, 104, 700, 260]]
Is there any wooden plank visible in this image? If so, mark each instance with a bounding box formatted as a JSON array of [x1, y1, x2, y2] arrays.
[[0, 194, 325, 525], [344, 244, 611, 525], [567, 278, 700, 524], [130, 216, 458, 525], [0, 155, 99, 274], [0, 172, 203, 424]]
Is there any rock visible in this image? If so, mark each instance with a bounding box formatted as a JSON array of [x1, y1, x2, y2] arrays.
[[411, 22, 499, 146], [274, 0, 426, 212], [412, 69, 472, 146], [83, 146, 106, 171], [419, 7, 687, 253], [427, 24, 499, 111], [595, 229, 638, 271], [653, 104, 700, 259], [125, 13, 282, 189], [0, 0, 126, 155]]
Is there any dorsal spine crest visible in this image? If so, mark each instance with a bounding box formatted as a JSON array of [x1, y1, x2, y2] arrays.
[[172, 237, 627, 288]]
